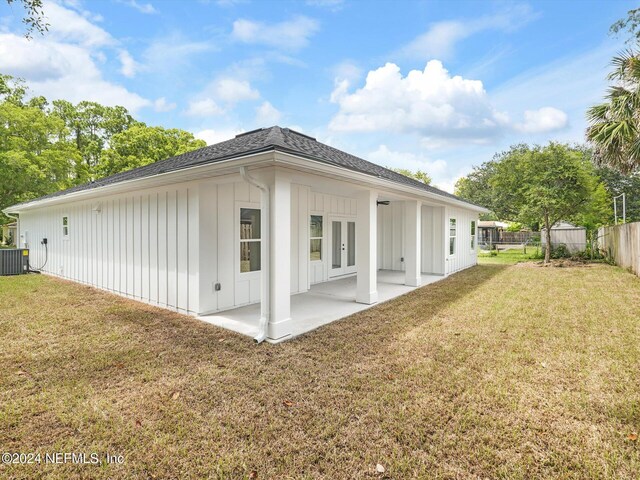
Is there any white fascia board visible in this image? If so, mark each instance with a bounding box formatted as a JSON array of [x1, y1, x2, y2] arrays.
[[3, 152, 276, 214], [273, 151, 489, 213]]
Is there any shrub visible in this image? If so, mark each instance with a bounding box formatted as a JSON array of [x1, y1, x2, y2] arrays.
[[551, 244, 571, 259]]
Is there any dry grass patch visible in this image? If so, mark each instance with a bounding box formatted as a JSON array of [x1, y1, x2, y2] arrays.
[[1, 263, 639, 479]]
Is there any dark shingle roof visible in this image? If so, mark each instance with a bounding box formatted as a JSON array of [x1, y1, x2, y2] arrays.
[[8, 126, 483, 209]]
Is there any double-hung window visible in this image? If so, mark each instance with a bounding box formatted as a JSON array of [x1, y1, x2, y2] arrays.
[[240, 208, 261, 272], [449, 218, 457, 255], [470, 220, 476, 250], [310, 215, 322, 261], [62, 216, 69, 238]]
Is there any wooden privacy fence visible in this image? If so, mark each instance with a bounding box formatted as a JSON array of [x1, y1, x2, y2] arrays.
[[598, 222, 640, 276]]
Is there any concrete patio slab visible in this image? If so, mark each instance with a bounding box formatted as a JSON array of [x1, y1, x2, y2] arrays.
[[198, 270, 443, 341]]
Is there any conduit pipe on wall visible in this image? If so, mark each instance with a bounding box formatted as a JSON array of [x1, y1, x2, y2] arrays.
[[239, 166, 270, 343]]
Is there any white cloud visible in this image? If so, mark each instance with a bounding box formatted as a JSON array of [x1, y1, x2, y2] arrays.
[[399, 4, 538, 60], [122, 0, 157, 14], [213, 77, 259, 103], [306, 0, 344, 11], [231, 15, 320, 51], [368, 145, 463, 193], [214, 0, 248, 6], [185, 98, 225, 116], [195, 128, 244, 145], [185, 76, 261, 117], [255, 101, 282, 125], [515, 107, 568, 133], [369, 145, 447, 176], [44, 0, 114, 47], [118, 50, 138, 77], [153, 97, 176, 112], [0, 32, 150, 113], [330, 60, 509, 143], [142, 33, 216, 73]]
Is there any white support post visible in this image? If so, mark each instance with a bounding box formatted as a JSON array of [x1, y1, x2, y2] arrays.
[[356, 190, 378, 304], [268, 170, 292, 341], [404, 200, 421, 287]]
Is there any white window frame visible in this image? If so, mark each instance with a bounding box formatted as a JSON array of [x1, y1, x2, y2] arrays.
[[470, 220, 476, 251], [238, 205, 261, 275], [310, 215, 323, 262], [449, 218, 456, 256], [62, 215, 69, 240]]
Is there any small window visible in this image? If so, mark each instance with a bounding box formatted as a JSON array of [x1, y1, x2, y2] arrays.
[[470, 220, 476, 250], [240, 208, 261, 272], [62, 216, 69, 237], [310, 215, 323, 261], [449, 218, 456, 255]]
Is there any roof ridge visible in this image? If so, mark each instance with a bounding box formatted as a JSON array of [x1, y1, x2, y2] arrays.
[[265, 125, 287, 148]]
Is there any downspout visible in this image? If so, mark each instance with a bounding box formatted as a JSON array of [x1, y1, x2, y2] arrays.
[[239, 167, 270, 343]]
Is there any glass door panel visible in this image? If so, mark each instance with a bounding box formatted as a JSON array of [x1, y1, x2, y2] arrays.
[[347, 221, 356, 269], [332, 221, 342, 269]]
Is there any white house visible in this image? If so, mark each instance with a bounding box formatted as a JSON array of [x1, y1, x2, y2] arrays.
[[3, 127, 487, 342]]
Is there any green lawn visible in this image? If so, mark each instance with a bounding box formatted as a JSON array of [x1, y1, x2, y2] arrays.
[[1, 262, 639, 479], [478, 247, 543, 265]]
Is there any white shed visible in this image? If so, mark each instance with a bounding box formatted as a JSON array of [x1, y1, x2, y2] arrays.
[[3, 127, 488, 342], [541, 221, 587, 253]]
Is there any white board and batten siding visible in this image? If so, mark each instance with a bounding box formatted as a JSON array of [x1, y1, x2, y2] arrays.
[[18, 181, 200, 314], [445, 206, 479, 275], [377, 202, 476, 276], [197, 179, 311, 316], [308, 191, 358, 285]]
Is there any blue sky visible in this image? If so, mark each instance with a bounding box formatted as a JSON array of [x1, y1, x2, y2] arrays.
[[0, 0, 634, 191]]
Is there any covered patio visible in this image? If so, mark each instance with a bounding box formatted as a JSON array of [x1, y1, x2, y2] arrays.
[[198, 270, 443, 340]]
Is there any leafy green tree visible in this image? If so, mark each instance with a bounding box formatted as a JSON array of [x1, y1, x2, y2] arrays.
[[489, 143, 608, 263], [391, 168, 432, 185], [5, 0, 48, 39], [595, 165, 640, 223], [0, 101, 80, 223], [610, 8, 640, 44], [98, 125, 206, 177], [586, 50, 640, 173], [51, 100, 139, 180], [0, 74, 27, 105], [454, 162, 499, 220]]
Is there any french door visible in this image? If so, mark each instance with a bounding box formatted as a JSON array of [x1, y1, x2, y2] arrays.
[[329, 218, 356, 277]]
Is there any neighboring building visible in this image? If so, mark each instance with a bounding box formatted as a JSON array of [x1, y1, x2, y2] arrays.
[[1, 222, 17, 246], [477, 221, 509, 245], [541, 221, 587, 253], [3, 127, 487, 342]]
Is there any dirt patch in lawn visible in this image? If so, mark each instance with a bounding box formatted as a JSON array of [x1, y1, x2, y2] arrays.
[[1, 264, 639, 479]]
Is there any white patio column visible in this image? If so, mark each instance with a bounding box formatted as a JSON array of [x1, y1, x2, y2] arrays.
[[356, 189, 378, 304], [268, 170, 292, 341], [404, 200, 422, 287]]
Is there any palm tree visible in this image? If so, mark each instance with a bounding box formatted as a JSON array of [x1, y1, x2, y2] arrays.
[[587, 50, 640, 174]]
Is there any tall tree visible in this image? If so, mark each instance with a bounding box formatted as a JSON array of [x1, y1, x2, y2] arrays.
[[489, 143, 607, 263], [51, 100, 138, 180], [0, 100, 80, 222], [586, 50, 640, 173], [97, 125, 206, 177], [454, 161, 499, 221], [586, 9, 640, 173], [595, 165, 640, 223], [5, 0, 48, 38], [391, 168, 432, 185]]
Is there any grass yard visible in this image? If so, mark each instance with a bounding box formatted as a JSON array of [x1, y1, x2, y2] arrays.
[[1, 261, 640, 479], [478, 247, 543, 265]]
